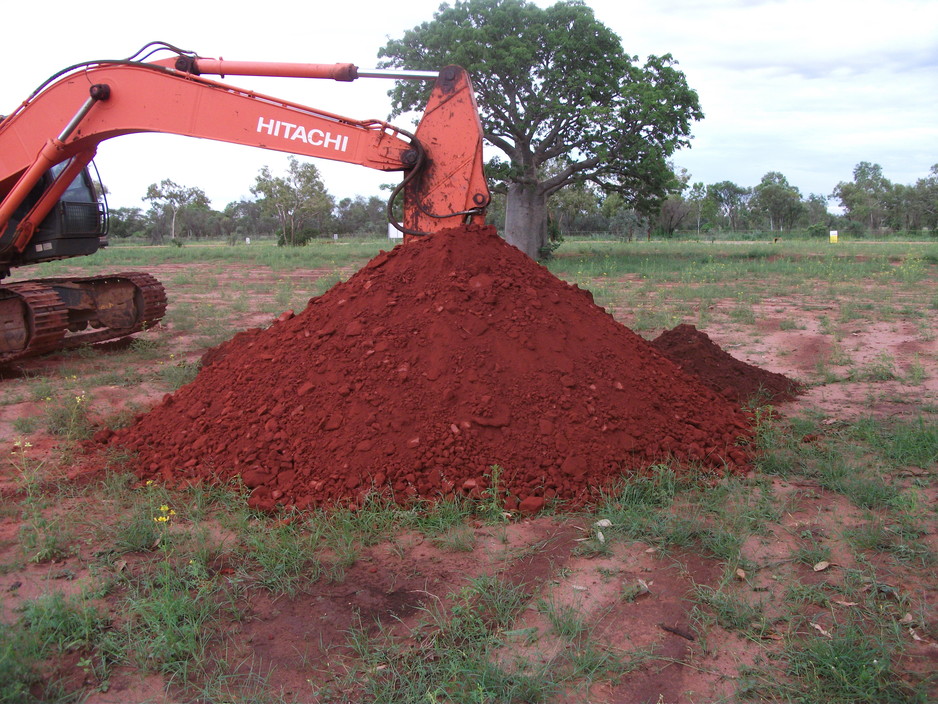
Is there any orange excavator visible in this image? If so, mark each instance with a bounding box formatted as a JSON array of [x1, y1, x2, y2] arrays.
[[0, 42, 489, 364]]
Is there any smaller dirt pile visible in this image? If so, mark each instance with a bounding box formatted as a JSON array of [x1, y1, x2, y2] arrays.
[[105, 225, 754, 511], [652, 324, 802, 405]]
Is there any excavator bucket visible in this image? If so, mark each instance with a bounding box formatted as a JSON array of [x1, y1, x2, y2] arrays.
[[402, 66, 490, 240]]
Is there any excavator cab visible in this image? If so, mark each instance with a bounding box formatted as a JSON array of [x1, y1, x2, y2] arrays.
[[5, 163, 107, 270], [0, 162, 163, 364]]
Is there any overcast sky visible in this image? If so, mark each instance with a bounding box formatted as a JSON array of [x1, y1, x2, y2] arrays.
[[3, 0, 935, 212]]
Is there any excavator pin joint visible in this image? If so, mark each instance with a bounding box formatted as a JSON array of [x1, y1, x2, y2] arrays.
[[174, 56, 199, 74], [90, 84, 111, 101]]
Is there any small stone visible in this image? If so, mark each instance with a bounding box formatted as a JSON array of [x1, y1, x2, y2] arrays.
[[518, 496, 545, 515]]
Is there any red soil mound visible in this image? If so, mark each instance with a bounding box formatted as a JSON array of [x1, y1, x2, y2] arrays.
[[105, 225, 753, 511], [652, 324, 803, 405]]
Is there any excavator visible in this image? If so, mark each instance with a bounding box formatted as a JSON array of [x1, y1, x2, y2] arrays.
[[0, 42, 489, 364]]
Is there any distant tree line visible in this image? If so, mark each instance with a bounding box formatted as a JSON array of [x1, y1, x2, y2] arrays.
[[107, 159, 387, 245], [541, 161, 938, 241], [107, 159, 937, 245]]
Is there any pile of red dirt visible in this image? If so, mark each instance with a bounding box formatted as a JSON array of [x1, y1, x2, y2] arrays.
[[651, 324, 803, 405], [103, 225, 753, 512]]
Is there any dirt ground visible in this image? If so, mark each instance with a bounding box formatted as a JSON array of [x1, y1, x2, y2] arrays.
[[1, 260, 936, 703]]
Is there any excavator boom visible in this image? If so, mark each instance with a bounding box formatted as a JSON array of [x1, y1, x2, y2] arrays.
[[0, 47, 490, 364]]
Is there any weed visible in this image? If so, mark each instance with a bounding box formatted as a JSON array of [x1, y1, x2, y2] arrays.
[[27, 376, 56, 402], [45, 392, 94, 440], [782, 619, 921, 703], [414, 495, 473, 537], [818, 315, 837, 336], [0, 621, 42, 703], [119, 559, 222, 678], [850, 416, 938, 469], [844, 520, 935, 566], [19, 590, 110, 653], [109, 500, 165, 554], [573, 534, 613, 557], [620, 580, 652, 602], [850, 353, 899, 382], [99, 407, 140, 431], [905, 355, 927, 384], [784, 581, 833, 608], [827, 341, 853, 366], [10, 591, 115, 698], [93, 368, 144, 387], [479, 464, 510, 522], [536, 597, 589, 640], [814, 359, 842, 383], [693, 585, 768, 637], [331, 574, 549, 702], [793, 538, 832, 567], [729, 301, 757, 325], [158, 358, 201, 390], [19, 508, 74, 563], [432, 524, 477, 552], [129, 332, 164, 357], [10, 441, 75, 563], [312, 272, 343, 296], [10, 416, 40, 435], [240, 519, 324, 595], [273, 280, 294, 308]]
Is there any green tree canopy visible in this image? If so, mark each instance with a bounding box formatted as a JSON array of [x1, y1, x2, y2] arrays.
[[142, 179, 210, 240], [334, 195, 387, 236], [251, 157, 334, 246], [707, 181, 750, 232], [831, 161, 891, 232], [379, 0, 703, 258], [752, 172, 803, 232]]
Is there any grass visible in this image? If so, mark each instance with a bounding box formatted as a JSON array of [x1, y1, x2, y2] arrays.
[[0, 237, 935, 702], [1, 590, 115, 703], [239, 519, 324, 595], [849, 353, 900, 382], [330, 573, 565, 703], [536, 596, 590, 639], [742, 616, 928, 703]]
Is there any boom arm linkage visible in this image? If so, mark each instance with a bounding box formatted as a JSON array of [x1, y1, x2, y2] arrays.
[[0, 53, 490, 261]]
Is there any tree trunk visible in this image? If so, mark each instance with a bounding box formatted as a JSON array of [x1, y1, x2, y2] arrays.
[[503, 182, 548, 260]]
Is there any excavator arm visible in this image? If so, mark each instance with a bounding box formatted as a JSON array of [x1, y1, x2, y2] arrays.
[[0, 47, 490, 363], [0, 54, 489, 258]]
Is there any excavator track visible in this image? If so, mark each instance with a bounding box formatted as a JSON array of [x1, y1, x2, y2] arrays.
[[0, 283, 68, 363], [0, 272, 167, 365]]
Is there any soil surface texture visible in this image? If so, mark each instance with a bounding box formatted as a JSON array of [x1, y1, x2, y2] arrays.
[[104, 225, 753, 511]]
